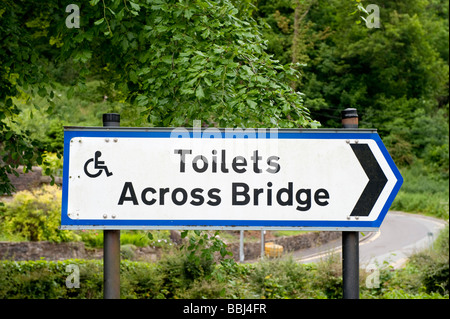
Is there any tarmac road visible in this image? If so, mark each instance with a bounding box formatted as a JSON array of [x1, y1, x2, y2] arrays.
[[292, 211, 448, 269]]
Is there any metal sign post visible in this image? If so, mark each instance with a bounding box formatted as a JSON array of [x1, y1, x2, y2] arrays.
[[102, 113, 121, 299], [239, 230, 244, 262], [341, 108, 360, 299], [342, 231, 359, 298]]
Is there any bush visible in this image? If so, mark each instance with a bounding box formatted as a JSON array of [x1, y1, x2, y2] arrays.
[[175, 278, 227, 299], [155, 246, 222, 298], [361, 226, 449, 299], [120, 261, 164, 299], [247, 257, 310, 299], [1, 185, 79, 242], [0, 251, 448, 299], [0, 259, 102, 299], [409, 226, 449, 295], [391, 162, 449, 219], [310, 254, 343, 299], [0, 259, 166, 299], [421, 260, 449, 295], [40, 151, 63, 177]]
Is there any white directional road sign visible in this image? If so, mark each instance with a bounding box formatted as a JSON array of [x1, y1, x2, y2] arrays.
[[60, 127, 403, 231]]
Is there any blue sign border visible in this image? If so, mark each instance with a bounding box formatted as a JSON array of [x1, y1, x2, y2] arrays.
[[60, 128, 403, 231]]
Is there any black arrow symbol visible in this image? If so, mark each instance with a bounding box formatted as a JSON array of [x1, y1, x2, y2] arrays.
[[350, 143, 388, 217]]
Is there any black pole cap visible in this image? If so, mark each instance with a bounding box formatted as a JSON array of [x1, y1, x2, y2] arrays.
[[341, 108, 358, 129], [341, 108, 358, 119], [103, 113, 120, 127]]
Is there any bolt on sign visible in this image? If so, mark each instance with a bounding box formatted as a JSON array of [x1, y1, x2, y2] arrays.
[[60, 127, 403, 231]]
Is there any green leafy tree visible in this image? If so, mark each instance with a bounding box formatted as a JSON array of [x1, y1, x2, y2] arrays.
[[255, 0, 448, 174], [0, 1, 57, 195], [58, 0, 316, 128], [0, 0, 318, 195]]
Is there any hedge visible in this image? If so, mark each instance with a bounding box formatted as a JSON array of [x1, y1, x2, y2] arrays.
[[0, 259, 162, 299]]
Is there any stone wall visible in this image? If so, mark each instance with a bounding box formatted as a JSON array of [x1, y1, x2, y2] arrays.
[[1, 165, 62, 197], [0, 241, 87, 261], [0, 232, 341, 262], [0, 241, 163, 262]]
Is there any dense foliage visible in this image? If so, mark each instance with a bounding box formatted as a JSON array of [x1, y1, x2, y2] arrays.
[[1, 0, 448, 191], [256, 0, 448, 177], [1, 0, 318, 195], [0, 184, 448, 299], [2, 0, 447, 195], [0, 184, 77, 242], [0, 185, 173, 247], [0, 226, 447, 298]]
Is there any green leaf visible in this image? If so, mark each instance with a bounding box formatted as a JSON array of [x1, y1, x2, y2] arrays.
[[67, 87, 74, 99], [37, 87, 47, 98], [194, 51, 206, 57], [201, 28, 210, 39], [161, 55, 173, 64], [184, 9, 194, 20], [156, 25, 168, 33], [107, 7, 116, 16], [129, 70, 138, 83], [94, 18, 104, 25], [129, 1, 140, 12], [196, 84, 205, 100], [5, 131, 13, 140], [137, 67, 151, 76], [5, 97, 13, 107], [73, 50, 92, 63], [256, 76, 269, 84], [136, 94, 149, 106], [204, 77, 212, 86], [241, 65, 253, 76], [247, 99, 257, 109]]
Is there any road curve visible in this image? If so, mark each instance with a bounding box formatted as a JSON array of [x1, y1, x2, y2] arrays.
[[292, 211, 448, 269]]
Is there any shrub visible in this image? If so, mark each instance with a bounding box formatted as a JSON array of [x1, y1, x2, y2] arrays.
[[0, 259, 102, 299], [247, 257, 311, 299], [361, 226, 449, 298], [40, 151, 63, 177], [175, 278, 227, 299], [391, 162, 449, 219], [78, 230, 103, 248], [311, 254, 343, 299], [120, 261, 164, 299], [78, 230, 172, 249], [0, 254, 448, 299], [421, 259, 449, 295], [409, 226, 449, 295], [1, 185, 79, 242]]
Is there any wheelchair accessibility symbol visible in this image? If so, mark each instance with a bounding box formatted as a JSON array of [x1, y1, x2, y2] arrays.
[[84, 151, 113, 178]]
